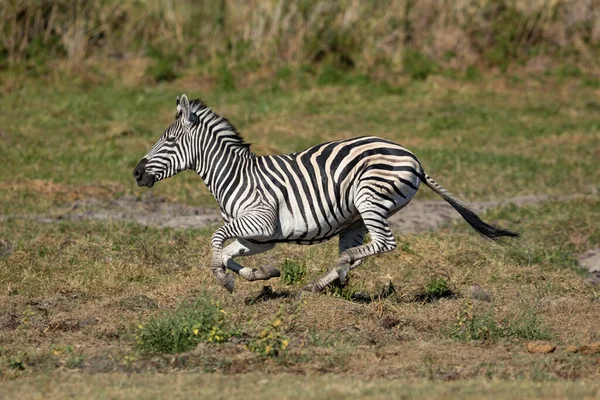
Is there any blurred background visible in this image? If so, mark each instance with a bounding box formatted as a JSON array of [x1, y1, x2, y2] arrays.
[[2, 0, 599, 89]]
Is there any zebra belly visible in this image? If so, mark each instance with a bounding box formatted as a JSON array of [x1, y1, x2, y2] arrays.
[[274, 203, 359, 244]]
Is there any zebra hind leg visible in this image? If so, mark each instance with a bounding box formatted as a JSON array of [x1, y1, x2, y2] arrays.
[[303, 211, 395, 293], [300, 221, 366, 293], [335, 220, 367, 284]]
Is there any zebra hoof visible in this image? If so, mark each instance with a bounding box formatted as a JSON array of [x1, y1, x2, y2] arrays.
[[336, 268, 348, 285], [259, 265, 280, 279], [222, 274, 235, 293]]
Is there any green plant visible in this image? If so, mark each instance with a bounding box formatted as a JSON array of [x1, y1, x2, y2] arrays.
[[317, 62, 345, 86], [8, 355, 26, 370], [249, 315, 290, 358], [217, 62, 236, 92], [281, 259, 306, 285], [135, 293, 231, 354], [501, 309, 553, 341], [402, 49, 437, 80], [146, 46, 179, 82], [451, 301, 552, 342], [465, 65, 480, 81], [452, 301, 500, 341], [424, 277, 452, 301]]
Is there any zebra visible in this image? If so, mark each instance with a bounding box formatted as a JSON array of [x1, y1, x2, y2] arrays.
[[133, 94, 519, 293]]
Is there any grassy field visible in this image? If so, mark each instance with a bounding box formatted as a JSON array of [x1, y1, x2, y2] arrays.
[[1, 70, 599, 398]]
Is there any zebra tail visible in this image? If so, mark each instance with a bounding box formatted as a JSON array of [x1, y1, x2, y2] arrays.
[[420, 171, 519, 241]]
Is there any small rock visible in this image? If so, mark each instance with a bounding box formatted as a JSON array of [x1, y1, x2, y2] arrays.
[[579, 342, 600, 355], [470, 285, 492, 302], [527, 341, 557, 354], [579, 249, 600, 273], [565, 345, 579, 353]]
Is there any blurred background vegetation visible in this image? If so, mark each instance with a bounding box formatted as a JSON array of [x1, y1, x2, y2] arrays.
[[1, 0, 599, 89]]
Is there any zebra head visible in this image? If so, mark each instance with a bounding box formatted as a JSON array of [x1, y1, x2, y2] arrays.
[[133, 94, 198, 188]]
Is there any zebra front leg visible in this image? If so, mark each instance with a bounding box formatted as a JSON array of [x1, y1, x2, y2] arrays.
[[210, 208, 277, 293], [222, 239, 280, 281]]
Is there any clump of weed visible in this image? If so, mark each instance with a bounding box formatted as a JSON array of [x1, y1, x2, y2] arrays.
[[317, 62, 345, 86], [249, 314, 290, 358], [502, 309, 553, 341], [328, 278, 356, 301], [7, 355, 26, 371], [424, 277, 453, 301], [452, 301, 500, 341], [403, 49, 437, 80], [52, 345, 85, 369], [146, 45, 179, 82], [217, 61, 236, 92], [135, 293, 231, 354], [281, 259, 306, 285], [451, 301, 552, 342]]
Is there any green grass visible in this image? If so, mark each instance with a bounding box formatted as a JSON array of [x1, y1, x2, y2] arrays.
[[1, 74, 598, 214], [135, 294, 231, 354], [423, 277, 452, 301], [281, 259, 307, 285], [451, 301, 552, 342]]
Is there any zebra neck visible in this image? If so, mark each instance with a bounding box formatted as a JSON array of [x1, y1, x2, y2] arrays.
[[194, 143, 255, 215]]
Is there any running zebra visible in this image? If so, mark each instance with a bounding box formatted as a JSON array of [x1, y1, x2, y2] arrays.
[[133, 95, 518, 293]]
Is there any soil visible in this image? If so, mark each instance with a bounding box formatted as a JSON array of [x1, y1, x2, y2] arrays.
[[0, 193, 579, 233]]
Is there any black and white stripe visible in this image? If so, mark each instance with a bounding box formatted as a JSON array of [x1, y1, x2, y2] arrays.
[[134, 94, 518, 293]]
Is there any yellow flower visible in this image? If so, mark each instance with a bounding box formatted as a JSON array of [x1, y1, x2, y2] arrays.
[[265, 345, 272, 354], [137, 324, 143, 329], [193, 329, 199, 335], [281, 339, 289, 349], [272, 319, 282, 327]]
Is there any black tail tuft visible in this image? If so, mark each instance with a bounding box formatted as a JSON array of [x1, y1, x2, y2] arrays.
[[449, 200, 520, 241], [421, 171, 520, 241]]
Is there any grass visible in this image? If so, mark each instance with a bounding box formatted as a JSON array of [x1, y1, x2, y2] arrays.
[[281, 259, 307, 285], [451, 301, 552, 342], [135, 294, 231, 354], [4, 373, 600, 400], [1, 70, 599, 396], [1, 73, 599, 216], [423, 277, 452, 301]]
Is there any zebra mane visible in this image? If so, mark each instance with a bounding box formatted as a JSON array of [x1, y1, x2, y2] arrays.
[[188, 98, 252, 155]]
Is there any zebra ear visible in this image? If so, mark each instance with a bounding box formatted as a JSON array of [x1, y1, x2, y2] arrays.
[[178, 94, 191, 121]]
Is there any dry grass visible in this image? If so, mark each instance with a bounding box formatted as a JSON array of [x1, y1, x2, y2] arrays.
[[3, 373, 600, 400], [2, 0, 599, 79], [0, 199, 599, 388]]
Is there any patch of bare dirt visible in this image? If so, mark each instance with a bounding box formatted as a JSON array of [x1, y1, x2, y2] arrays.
[[389, 194, 579, 233], [1, 193, 584, 234], [0, 194, 221, 230]]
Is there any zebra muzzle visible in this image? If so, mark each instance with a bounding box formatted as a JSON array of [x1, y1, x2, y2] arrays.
[[133, 158, 155, 188]]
